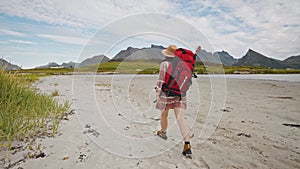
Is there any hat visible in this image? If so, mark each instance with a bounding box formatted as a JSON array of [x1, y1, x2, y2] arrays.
[[161, 45, 177, 57]]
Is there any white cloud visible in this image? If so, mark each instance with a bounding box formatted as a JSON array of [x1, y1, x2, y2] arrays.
[[0, 28, 26, 37], [79, 13, 216, 60], [0, 0, 299, 60], [9, 40, 38, 44], [208, 0, 300, 58], [37, 34, 88, 45], [170, 0, 300, 59], [0, 0, 174, 30]]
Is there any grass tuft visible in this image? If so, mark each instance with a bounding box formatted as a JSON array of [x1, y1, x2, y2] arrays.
[[51, 90, 59, 97], [0, 69, 70, 151]]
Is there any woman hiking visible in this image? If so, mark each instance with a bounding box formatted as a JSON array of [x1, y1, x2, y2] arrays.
[[155, 44, 201, 158]]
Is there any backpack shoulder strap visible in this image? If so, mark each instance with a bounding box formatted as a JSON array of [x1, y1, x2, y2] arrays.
[[166, 56, 181, 96]]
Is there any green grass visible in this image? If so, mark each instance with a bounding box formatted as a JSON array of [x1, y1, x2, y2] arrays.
[[223, 66, 300, 74], [96, 61, 160, 74], [8, 68, 74, 84], [15, 74, 48, 85], [11, 68, 74, 75], [51, 90, 59, 97], [93, 61, 300, 74], [0, 69, 70, 150]]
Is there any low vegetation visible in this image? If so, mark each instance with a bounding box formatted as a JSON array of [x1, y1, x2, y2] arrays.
[[0, 69, 70, 151], [51, 90, 59, 97], [96, 61, 160, 74], [223, 66, 300, 74], [11, 68, 74, 75], [95, 61, 300, 74], [9, 68, 74, 84]]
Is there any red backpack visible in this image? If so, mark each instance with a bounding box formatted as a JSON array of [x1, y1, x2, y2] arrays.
[[162, 48, 196, 98]]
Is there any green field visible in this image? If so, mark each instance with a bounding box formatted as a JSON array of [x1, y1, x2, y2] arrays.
[[9, 68, 74, 84], [95, 61, 300, 74], [223, 66, 300, 74], [97, 61, 160, 74]]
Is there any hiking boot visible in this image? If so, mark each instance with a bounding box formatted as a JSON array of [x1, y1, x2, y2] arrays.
[[157, 130, 168, 140], [182, 142, 192, 157]]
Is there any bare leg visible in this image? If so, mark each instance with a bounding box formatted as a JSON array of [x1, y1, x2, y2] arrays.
[[160, 108, 169, 132], [174, 108, 190, 142]]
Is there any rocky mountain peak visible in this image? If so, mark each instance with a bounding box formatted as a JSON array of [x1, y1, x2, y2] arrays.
[[234, 49, 286, 68], [0, 58, 21, 70], [79, 55, 109, 67]]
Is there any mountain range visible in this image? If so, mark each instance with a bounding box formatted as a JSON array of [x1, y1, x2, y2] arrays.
[[111, 44, 165, 62], [108, 45, 300, 69], [34, 55, 109, 69], [1, 45, 300, 70], [234, 49, 300, 69]]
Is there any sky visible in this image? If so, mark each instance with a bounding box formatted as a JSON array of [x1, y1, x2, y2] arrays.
[[0, 0, 299, 69]]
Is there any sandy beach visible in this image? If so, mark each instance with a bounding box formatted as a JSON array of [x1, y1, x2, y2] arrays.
[[1, 74, 300, 169]]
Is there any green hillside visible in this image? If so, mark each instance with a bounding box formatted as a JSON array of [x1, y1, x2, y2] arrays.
[[97, 61, 160, 74], [94, 61, 300, 74]]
